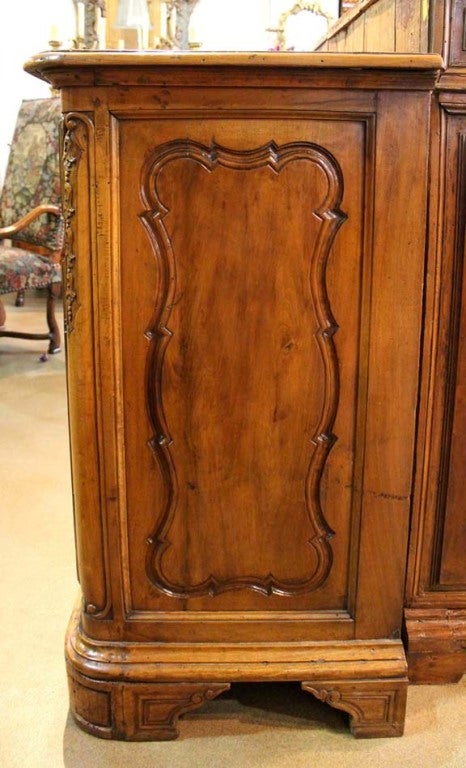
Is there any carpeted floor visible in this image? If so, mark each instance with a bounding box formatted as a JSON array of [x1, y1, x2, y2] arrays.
[[0, 294, 465, 768]]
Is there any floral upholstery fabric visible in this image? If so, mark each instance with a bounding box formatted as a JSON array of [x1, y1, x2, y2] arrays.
[[0, 98, 61, 251], [0, 245, 62, 295]]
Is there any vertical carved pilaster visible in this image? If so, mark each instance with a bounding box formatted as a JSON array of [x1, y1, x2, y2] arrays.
[[62, 113, 95, 336], [62, 117, 81, 335]]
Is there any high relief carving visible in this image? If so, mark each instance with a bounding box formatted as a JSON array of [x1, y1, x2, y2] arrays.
[[62, 113, 93, 335], [140, 139, 346, 599]]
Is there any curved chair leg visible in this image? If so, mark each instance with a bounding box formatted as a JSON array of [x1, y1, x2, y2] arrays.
[[46, 282, 61, 354], [15, 289, 25, 307]]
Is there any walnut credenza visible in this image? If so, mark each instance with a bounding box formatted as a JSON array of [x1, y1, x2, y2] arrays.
[[26, 51, 442, 739]]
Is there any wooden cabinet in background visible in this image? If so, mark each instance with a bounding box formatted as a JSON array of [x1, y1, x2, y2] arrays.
[[26, 51, 441, 739], [315, 0, 466, 687], [405, 69, 466, 686], [403, 0, 466, 687]]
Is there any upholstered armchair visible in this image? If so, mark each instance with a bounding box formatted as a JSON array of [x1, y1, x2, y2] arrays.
[[0, 97, 63, 355]]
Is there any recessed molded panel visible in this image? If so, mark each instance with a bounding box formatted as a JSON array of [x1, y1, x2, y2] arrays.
[[431, 130, 466, 591]]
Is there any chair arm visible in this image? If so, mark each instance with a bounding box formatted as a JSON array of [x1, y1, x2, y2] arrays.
[[0, 204, 61, 239]]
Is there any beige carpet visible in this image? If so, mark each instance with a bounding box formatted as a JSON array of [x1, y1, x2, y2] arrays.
[[0, 294, 465, 768]]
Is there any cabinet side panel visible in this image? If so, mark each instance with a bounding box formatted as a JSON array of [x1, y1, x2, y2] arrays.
[[355, 92, 431, 638]]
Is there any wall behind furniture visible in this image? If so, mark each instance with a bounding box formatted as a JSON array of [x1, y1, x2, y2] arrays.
[[0, 0, 75, 188]]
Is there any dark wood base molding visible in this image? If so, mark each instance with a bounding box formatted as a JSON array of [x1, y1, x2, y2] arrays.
[[404, 609, 466, 683], [66, 607, 408, 740]]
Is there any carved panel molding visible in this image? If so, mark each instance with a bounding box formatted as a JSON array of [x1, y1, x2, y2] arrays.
[[135, 683, 231, 740], [302, 680, 407, 737], [140, 139, 346, 599]]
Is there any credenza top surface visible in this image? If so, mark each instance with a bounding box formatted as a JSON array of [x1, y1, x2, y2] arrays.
[[24, 50, 443, 90]]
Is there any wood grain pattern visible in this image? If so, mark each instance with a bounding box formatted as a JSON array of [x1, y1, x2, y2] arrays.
[[140, 139, 345, 599], [316, 0, 430, 54], [396, 0, 422, 52], [24, 50, 443, 81], [364, 0, 396, 52]]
